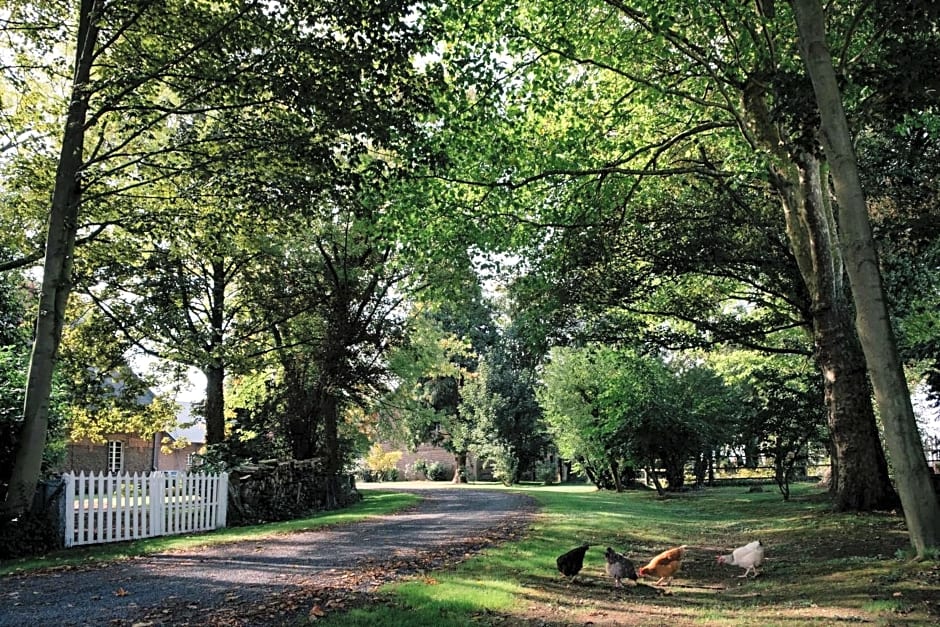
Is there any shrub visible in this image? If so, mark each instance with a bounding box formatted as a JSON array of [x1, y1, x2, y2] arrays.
[[0, 512, 61, 560], [536, 460, 558, 485], [364, 443, 402, 482], [424, 461, 448, 481]]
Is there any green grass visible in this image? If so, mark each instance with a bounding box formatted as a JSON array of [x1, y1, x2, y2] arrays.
[[322, 482, 940, 626], [0, 491, 417, 577], [6, 482, 938, 625]]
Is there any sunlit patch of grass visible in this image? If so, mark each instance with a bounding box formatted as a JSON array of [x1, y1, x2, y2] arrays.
[[0, 491, 418, 576], [862, 598, 904, 613]]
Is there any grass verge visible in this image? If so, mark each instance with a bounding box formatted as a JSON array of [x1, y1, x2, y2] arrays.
[[0, 490, 417, 577], [323, 482, 940, 626]]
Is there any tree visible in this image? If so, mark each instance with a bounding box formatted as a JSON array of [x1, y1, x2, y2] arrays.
[[247, 191, 421, 488], [459, 333, 551, 485], [538, 345, 632, 490], [432, 0, 899, 511], [377, 283, 498, 484], [4, 0, 100, 515], [714, 348, 828, 500], [2, 0, 442, 514], [79, 187, 278, 447], [789, 0, 940, 555]]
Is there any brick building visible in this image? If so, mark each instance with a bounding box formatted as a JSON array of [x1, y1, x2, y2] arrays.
[[61, 402, 205, 475]]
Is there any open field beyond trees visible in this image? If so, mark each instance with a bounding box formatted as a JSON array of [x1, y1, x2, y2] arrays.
[[333, 482, 940, 626]]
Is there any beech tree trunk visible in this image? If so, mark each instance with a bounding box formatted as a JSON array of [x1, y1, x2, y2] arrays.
[[791, 0, 940, 555], [742, 75, 897, 512], [2, 0, 100, 517]]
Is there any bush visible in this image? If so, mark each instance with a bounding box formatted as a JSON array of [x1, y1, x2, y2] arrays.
[[409, 459, 429, 479], [425, 461, 448, 481], [0, 512, 61, 560], [536, 460, 558, 485], [364, 443, 402, 482]]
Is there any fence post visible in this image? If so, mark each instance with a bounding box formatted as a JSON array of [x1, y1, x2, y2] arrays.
[[63, 473, 74, 548], [149, 472, 163, 536], [217, 472, 228, 528]]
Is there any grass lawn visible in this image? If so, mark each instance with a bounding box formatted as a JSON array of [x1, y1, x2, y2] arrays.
[[326, 482, 940, 626], [0, 490, 418, 577]]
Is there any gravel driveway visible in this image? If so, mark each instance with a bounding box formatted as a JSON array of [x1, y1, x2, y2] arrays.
[[0, 487, 537, 626]]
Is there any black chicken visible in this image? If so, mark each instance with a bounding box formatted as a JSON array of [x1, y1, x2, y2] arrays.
[[556, 544, 591, 582], [604, 547, 638, 588]]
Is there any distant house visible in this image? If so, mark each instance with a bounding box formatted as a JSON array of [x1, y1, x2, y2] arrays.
[[61, 401, 205, 475]]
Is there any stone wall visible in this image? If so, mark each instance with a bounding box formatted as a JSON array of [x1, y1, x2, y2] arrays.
[[226, 458, 360, 526]]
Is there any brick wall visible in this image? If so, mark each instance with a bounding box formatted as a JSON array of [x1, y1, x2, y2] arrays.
[[388, 442, 492, 481], [395, 443, 456, 479], [156, 444, 203, 472], [63, 433, 155, 474]]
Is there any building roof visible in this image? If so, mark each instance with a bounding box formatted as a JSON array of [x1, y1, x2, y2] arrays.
[[166, 402, 206, 444]]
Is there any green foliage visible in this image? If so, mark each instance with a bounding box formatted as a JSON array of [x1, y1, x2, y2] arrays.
[[0, 345, 29, 488], [459, 343, 550, 485], [376, 296, 488, 465], [365, 444, 403, 482], [535, 459, 558, 485], [425, 461, 448, 481], [538, 344, 643, 490], [408, 459, 448, 481], [539, 344, 742, 492], [711, 350, 828, 500], [0, 303, 68, 490]]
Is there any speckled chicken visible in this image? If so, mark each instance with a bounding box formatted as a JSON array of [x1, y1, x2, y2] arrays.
[[604, 547, 637, 588], [556, 544, 591, 582]]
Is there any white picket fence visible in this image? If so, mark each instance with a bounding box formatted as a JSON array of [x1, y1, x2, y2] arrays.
[[63, 471, 228, 548]]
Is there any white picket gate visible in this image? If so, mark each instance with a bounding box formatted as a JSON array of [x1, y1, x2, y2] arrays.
[[62, 471, 228, 548]]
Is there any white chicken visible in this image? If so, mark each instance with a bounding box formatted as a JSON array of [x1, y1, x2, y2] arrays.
[[717, 540, 765, 578]]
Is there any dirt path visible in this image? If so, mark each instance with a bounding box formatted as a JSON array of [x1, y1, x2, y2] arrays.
[[0, 487, 537, 626]]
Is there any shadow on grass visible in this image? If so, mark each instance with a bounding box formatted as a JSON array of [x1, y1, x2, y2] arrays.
[[321, 483, 939, 626]]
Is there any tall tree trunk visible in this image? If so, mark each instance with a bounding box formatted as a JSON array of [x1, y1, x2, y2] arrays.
[[610, 459, 623, 492], [2, 0, 100, 517], [791, 0, 940, 555], [452, 450, 468, 483], [203, 364, 226, 445], [203, 259, 227, 446], [320, 391, 340, 473], [743, 79, 897, 512], [813, 295, 895, 510]]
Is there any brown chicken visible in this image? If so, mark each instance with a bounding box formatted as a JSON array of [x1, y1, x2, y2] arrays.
[[637, 545, 687, 585]]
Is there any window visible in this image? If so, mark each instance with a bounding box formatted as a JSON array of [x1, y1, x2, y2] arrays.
[[107, 441, 123, 473]]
